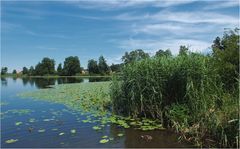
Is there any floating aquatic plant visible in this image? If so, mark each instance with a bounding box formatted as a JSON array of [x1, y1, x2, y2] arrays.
[[92, 126, 101, 130], [15, 122, 23, 126], [5, 139, 18, 144], [117, 133, 124, 137], [70, 129, 76, 134], [38, 129, 45, 133], [99, 139, 109, 144], [59, 132, 65, 136]]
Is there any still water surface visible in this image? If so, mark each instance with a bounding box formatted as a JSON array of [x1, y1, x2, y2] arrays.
[[1, 77, 191, 148]]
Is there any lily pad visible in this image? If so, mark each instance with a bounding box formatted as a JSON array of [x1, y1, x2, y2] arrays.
[[70, 129, 76, 134], [59, 132, 65, 136], [5, 139, 18, 144], [117, 133, 124, 137], [15, 122, 22, 126], [92, 126, 101, 130], [29, 118, 35, 123], [99, 139, 109, 144], [102, 135, 108, 138], [38, 129, 46, 133]]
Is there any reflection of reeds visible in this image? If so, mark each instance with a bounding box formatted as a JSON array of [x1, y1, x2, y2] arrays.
[[110, 54, 238, 147]]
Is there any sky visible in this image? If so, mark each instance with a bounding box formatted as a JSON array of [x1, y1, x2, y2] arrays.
[[1, 0, 239, 72]]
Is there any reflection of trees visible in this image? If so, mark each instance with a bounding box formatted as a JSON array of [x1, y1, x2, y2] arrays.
[[1, 77, 7, 86], [12, 77, 17, 82], [89, 77, 111, 82], [34, 78, 56, 88], [22, 77, 29, 86], [57, 77, 83, 84]]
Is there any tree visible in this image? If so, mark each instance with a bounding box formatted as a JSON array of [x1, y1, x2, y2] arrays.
[[88, 59, 99, 75], [98, 56, 110, 75], [12, 69, 17, 74], [110, 63, 122, 72], [63, 56, 81, 76], [212, 28, 239, 89], [57, 63, 63, 75], [155, 49, 172, 57], [29, 66, 35, 76], [22, 67, 29, 75], [179, 45, 189, 56], [1, 67, 8, 75], [34, 57, 55, 76], [41, 57, 55, 75], [122, 49, 150, 64]]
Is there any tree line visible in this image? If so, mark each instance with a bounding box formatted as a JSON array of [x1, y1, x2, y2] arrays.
[[1, 28, 238, 78]]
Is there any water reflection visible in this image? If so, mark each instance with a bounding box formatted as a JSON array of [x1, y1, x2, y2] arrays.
[[89, 77, 111, 82], [1, 77, 111, 89], [1, 77, 7, 86]]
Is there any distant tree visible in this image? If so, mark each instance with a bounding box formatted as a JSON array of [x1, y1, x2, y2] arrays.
[[22, 67, 29, 75], [88, 59, 99, 75], [122, 49, 150, 64], [41, 57, 55, 75], [212, 28, 239, 89], [63, 56, 81, 76], [12, 69, 17, 74], [98, 56, 110, 75], [110, 63, 123, 72], [34, 57, 55, 76], [1, 67, 8, 75], [155, 49, 172, 57], [57, 63, 63, 75], [179, 45, 189, 56], [29, 66, 35, 76]]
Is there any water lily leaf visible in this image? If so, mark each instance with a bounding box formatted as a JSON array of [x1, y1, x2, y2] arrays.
[[102, 135, 108, 138], [15, 122, 23, 126], [99, 139, 109, 144], [38, 129, 45, 133], [92, 126, 101, 130], [52, 128, 58, 131], [70, 129, 76, 134], [29, 118, 35, 123], [109, 137, 114, 141], [43, 119, 52, 122], [117, 133, 124, 137], [59, 132, 65, 136], [5, 139, 18, 144]]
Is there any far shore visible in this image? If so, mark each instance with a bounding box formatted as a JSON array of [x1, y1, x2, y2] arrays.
[[0, 74, 113, 78]]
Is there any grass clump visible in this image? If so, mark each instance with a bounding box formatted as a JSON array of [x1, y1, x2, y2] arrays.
[[110, 53, 239, 147]]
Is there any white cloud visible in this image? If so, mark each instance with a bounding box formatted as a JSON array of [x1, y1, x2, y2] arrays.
[[117, 38, 211, 55], [115, 10, 239, 26], [67, 0, 196, 10], [203, 0, 239, 10]]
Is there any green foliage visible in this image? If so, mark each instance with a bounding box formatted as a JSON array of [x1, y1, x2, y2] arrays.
[[12, 69, 17, 74], [111, 52, 238, 147], [212, 28, 239, 90], [98, 55, 110, 75], [1, 67, 8, 75], [155, 49, 172, 57], [34, 57, 55, 76], [29, 66, 34, 76], [122, 49, 149, 64], [179, 45, 189, 56], [88, 59, 99, 75], [63, 56, 81, 76], [22, 67, 29, 75], [57, 63, 63, 76], [110, 63, 123, 72]]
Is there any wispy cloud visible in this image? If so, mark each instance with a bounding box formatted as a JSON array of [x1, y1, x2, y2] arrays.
[[203, 0, 239, 10], [67, 0, 196, 10], [116, 38, 211, 55]]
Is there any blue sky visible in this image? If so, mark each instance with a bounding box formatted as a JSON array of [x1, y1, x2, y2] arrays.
[[1, 0, 239, 72]]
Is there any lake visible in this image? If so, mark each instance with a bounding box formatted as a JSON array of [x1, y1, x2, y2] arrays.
[[1, 77, 191, 148]]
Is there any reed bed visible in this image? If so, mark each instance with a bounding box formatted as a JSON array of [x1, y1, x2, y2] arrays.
[[110, 53, 239, 147]]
